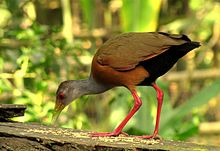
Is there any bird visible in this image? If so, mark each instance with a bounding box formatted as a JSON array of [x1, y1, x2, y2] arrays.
[[52, 32, 200, 139]]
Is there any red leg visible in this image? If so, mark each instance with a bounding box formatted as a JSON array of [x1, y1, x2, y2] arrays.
[[137, 83, 164, 139], [91, 90, 142, 137]]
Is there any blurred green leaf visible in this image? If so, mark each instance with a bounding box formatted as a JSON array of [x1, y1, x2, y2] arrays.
[[121, 0, 161, 32], [80, 0, 95, 29], [160, 79, 220, 138]]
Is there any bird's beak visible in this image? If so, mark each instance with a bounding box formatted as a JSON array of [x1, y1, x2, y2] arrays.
[[51, 101, 65, 125]]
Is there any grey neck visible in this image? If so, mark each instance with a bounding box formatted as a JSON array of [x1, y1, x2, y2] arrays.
[[78, 75, 113, 96]]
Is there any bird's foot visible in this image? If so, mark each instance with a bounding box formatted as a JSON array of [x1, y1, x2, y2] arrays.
[[91, 132, 117, 137], [91, 131, 129, 137], [134, 134, 162, 140]]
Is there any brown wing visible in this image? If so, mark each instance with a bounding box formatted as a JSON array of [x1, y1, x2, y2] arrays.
[[96, 32, 190, 71]]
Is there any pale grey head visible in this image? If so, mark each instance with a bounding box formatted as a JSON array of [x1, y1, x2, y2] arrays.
[[52, 77, 112, 123]]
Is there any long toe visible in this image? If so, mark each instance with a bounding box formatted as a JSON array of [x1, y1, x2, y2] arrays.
[[90, 132, 118, 137], [135, 134, 162, 140], [90, 131, 128, 137]]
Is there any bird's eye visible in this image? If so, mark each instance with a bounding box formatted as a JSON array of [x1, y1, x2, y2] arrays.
[[58, 92, 65, 99]]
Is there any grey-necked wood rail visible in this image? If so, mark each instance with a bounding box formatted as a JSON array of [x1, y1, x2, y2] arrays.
[[52, 32, 200, 139]]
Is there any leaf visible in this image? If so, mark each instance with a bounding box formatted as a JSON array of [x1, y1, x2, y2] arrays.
[[160, 79, 220, 135], [80, 0, 95, 29], [120, 0, 161, 32]]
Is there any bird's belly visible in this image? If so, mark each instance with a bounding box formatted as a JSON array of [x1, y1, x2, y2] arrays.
[[91, 60, 149, 90]]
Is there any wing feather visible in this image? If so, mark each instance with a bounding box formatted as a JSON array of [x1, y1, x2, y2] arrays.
[[96, 32, 190, 71]]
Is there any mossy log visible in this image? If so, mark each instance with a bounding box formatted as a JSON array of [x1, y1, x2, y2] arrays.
[[0, 122, 220, 151]]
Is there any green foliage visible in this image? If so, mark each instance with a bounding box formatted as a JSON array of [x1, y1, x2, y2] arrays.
[[0, 21, 91, 127], [159, 80, 220, 139], [121, 0, 161, 32], [80, 0, 95, 29]]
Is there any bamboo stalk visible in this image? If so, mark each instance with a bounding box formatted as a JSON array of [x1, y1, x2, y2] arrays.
[[61, 0, 73, 43], [199, 121, 220, 134], [161, 68, 220, 81]]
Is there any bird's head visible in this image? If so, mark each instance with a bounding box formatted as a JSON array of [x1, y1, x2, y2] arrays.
[[52, 80, 83, 124]]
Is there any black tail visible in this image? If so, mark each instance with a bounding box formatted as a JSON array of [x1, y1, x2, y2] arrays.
[[190, 41, 201, 48], [178, 41, 200, 52]]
